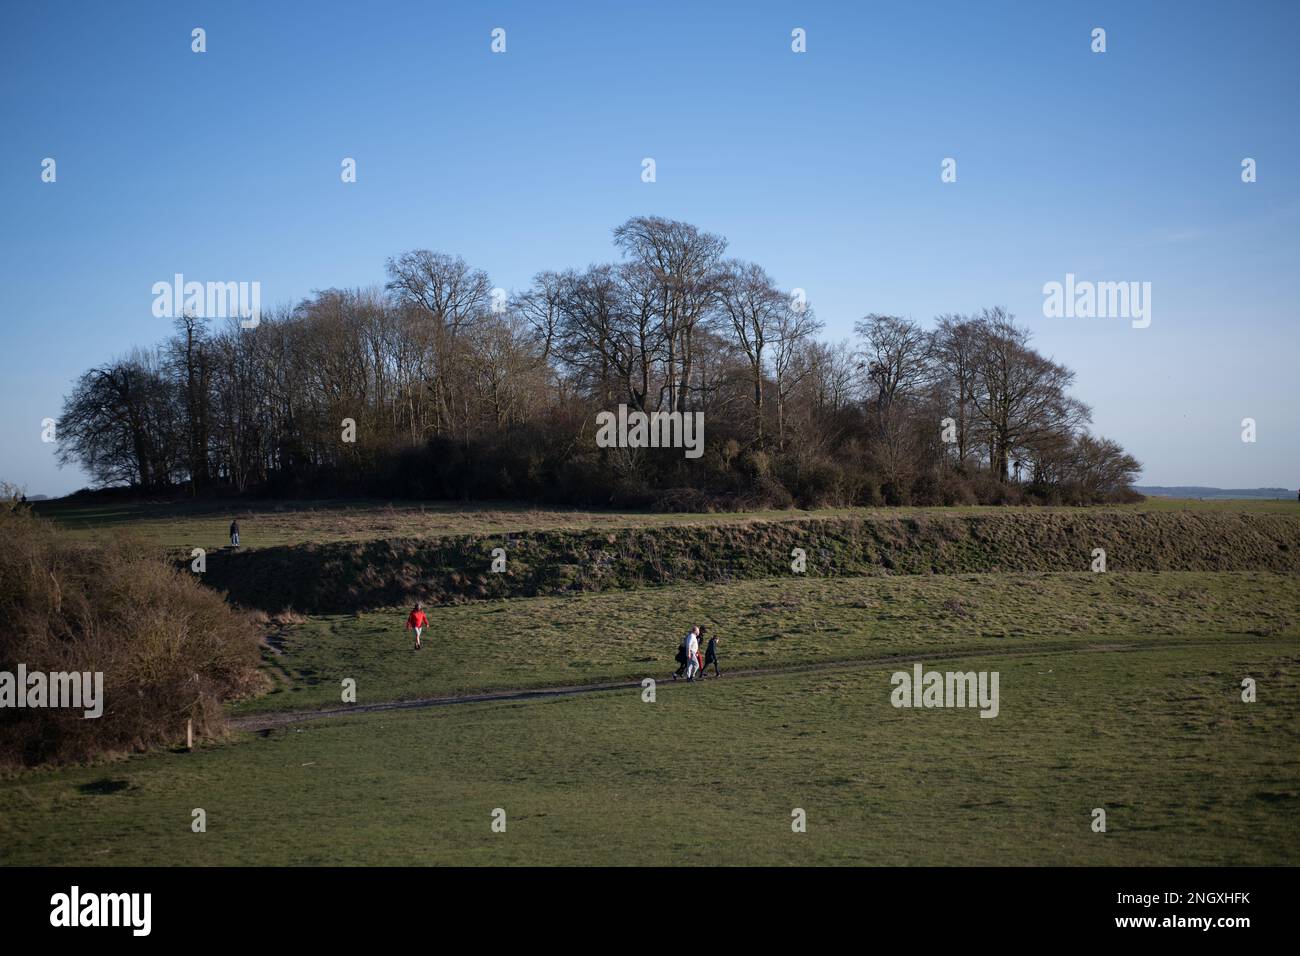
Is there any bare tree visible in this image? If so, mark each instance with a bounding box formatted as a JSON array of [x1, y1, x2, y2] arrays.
[[612, 216, 726, 412], [716, 260, 784, 445], [53, 220, 1139, 509], [385, 251, 492, 435], [931, 314, 980, 469], [165, 313, 213, 493], [58, 350, 177, 490], [968, 308, 1089, 482], [513, 270, 566, 364], [772, 299, 824, 451], [854, 314, 931, 422]]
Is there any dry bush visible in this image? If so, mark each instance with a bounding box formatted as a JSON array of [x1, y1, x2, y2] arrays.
[[651, 487, 726, 513], [0, 508, 265, 769]]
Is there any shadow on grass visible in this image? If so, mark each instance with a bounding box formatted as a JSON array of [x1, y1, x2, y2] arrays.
[[77, 778, 131, 796]]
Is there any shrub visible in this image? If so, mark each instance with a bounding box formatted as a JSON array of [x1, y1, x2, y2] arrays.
[[910, 472, 943, 506], [880, 479, 911, 506], [739, 449, 771, 479], [939, 475, 979, 506], [781, 457, 850, 508], [0, 508, 265, 769], [738, 475, 794, 511], [971, 471, 1023, 505], [652, 487, 722, 513], [856, 478, 884, 507]]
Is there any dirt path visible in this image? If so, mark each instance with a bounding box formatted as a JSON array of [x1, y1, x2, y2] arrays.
[[229, 634, 1274, 732]]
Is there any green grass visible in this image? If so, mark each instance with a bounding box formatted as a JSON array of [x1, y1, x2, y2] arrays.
[[237, 571, 1300, 715], [9, 499, 1299, 866], [2, 639, 1295, 865], [33, 495, 1299, 556]]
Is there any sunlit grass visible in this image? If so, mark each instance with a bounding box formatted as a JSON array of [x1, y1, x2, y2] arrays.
[[34, 495, 1298, 556], [235, 570, 1300, 714], [3, 640, 1295, 865]]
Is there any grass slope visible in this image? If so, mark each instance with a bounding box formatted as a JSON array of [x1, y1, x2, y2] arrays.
[[35, 496, 1300, 554], [237, 571, 1300, 715], [196, 510, 1300, 612], [2, 640, 1295, 865]]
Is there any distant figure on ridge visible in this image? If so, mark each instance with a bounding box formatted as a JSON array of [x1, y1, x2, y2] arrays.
[[229, 518, 240, 548]]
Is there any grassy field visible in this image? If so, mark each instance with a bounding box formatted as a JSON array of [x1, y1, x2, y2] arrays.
[[238, 571, 1300, 714], [2, 640, 1295, 865], [5, 496, 1298, 866], [33, 495, 1300, 555]]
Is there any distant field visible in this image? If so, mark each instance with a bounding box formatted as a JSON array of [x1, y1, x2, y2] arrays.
[[32, 495, 1299, 555], [3, 640, 1295, 865], [237, 571, 1300, 715]]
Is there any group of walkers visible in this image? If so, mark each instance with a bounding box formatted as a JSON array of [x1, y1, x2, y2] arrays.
[[401, 601, 723, 681], [674, 625, 720, 681]]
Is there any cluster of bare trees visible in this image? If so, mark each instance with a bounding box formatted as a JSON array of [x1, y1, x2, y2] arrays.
[[57, 216, 1139, 507]]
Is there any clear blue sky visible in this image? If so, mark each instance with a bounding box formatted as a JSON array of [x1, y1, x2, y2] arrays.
[[2, 0, 1297, 495]]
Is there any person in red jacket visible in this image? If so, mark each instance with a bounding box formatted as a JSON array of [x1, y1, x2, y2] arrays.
[[405, 602, 428, 650]]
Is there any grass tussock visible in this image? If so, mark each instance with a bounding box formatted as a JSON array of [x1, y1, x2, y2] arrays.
[[248, 609, 309, 627], [0, 508, 265, 770]]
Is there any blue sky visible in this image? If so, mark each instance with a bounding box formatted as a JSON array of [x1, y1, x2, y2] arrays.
[[2, 0, 1297, 495]]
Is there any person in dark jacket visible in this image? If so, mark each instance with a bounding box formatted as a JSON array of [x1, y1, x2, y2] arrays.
[[229, 519, 240, 548], [699, 627, 720, 678]]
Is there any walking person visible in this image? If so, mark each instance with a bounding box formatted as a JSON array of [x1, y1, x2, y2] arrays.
[[229, 518, 240, 548], [699, 627, 720, 679], [684, 626, 700, 682], [406, 602, 428, 651], [674, 625, 699, 680]]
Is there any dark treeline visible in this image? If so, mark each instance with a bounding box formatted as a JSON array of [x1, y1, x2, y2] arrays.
[[57, 216, 1140, 510]]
